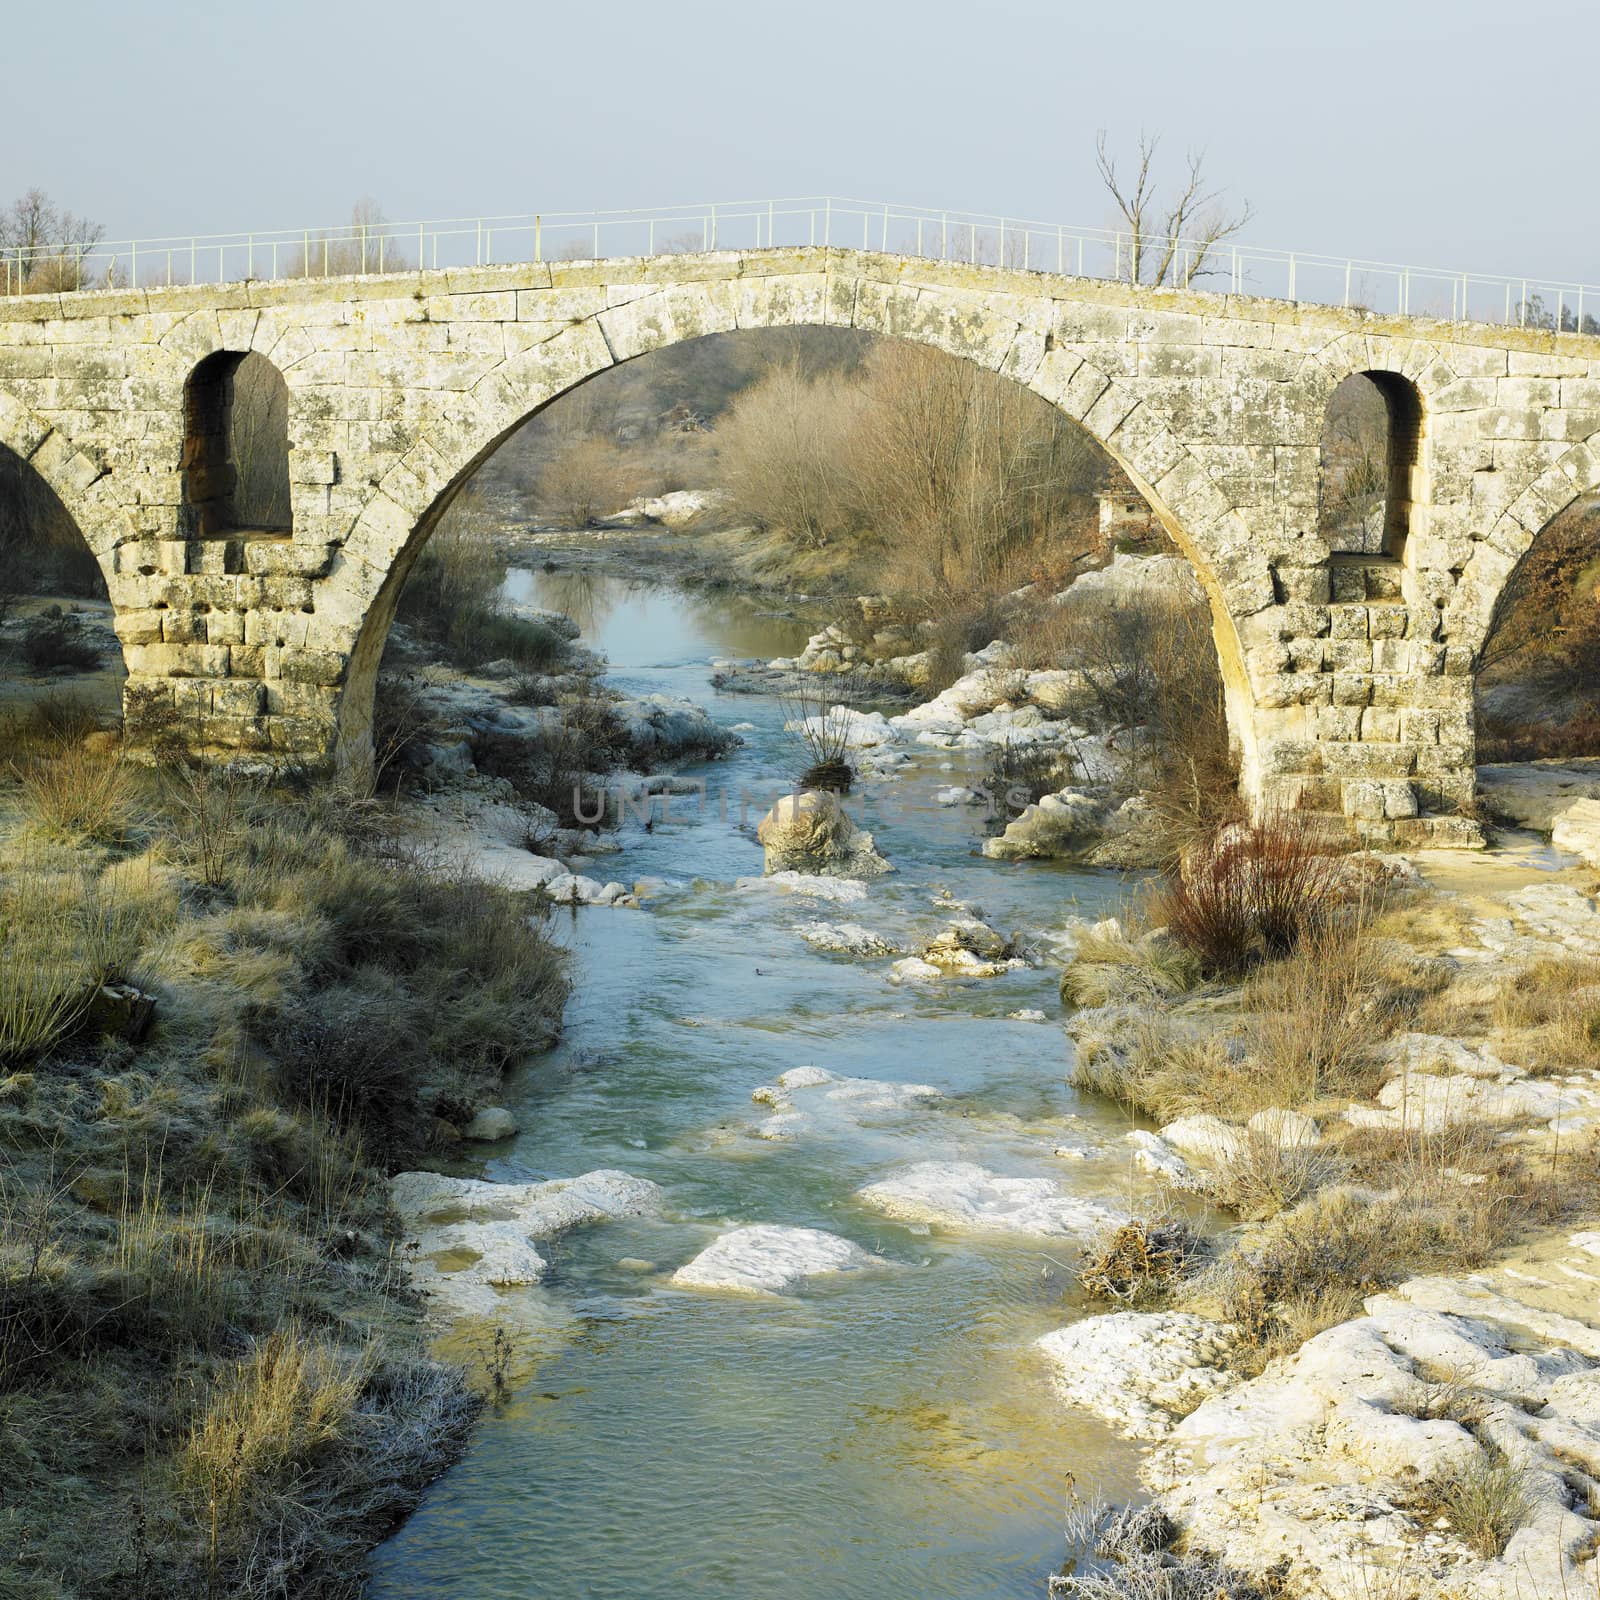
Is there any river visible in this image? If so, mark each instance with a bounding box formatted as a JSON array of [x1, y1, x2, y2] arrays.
[[368, 559, 1152, 1599]]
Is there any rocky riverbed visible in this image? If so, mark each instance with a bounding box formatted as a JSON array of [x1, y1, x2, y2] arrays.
[[367, 553, 1600, 1600]]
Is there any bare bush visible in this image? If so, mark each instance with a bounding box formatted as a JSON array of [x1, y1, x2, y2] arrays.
[[536, 433, 643, 527], [1054, 1499, 1271, 1600], [712, 356, 867, 549], [1158, 815, 1344, 976], [1404, 1453, 1534, 1559], [1093, 132, 1253, 288], [289, 197, 410, 278]]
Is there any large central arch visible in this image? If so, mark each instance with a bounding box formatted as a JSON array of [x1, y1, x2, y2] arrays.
[[325, 276, 1266, 789]]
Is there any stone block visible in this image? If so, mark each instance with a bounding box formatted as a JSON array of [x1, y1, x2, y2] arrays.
[[1329, 606, 1368, 641], [1360, 707, 1400, 742], [278, 649, 346, 687], [244, 539, 336, 578], [1342, 779, 1387, 821], [1312, 705, 1362, 742], [1325, 640, 1373, 672], [1366, 606, 1407, 639], [288, 448, 339, 486], [1399, 708, 1441, 745], [205, 611, 246, 646], [1332, 674, 1372, 706], [112, 609, 165, 646], [1371, 638, 1409, 673], [161, 611, 206, 644]]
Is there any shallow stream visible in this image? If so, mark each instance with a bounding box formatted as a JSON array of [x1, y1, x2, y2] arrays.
[[369, 563, 1153, 1598]]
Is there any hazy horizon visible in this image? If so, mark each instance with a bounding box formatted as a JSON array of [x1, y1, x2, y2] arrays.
[[7, 0, 1597, 286]]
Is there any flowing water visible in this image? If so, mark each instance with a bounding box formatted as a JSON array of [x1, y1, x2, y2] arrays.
[[369, 562, 1154, 1599]]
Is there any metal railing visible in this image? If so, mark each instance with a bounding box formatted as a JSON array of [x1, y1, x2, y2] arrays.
[[2, 195, 1596, 334]]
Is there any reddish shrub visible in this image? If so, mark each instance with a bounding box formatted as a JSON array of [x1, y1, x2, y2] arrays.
[[1158, 815, 1343, 976]]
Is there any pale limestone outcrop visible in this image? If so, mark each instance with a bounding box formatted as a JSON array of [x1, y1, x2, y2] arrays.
[[389, 1168, 663, 1316], [671, 1224, 885, 1296], [797, 920, 899, 956], [1145, 1271, 1600, 1600], [855, 1161, 1124, 1237], [917, 915, 1023, 977], [983, 789, 1106, 862], [1036, 1312, 1237, 1439]]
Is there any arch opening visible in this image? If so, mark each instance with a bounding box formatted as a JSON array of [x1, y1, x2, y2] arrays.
[[0, 440, 123, 720], [182, 351, 290, 538], [1476, 492, 1600, 765], [1319, 371, 1423, 561], [339, 325, 1247, 847]]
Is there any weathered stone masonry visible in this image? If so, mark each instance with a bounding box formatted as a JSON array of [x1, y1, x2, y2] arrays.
[[3, 246, 1600, 843]]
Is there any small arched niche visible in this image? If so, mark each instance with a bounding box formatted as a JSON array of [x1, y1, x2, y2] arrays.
[[182, 351, 291, 537], [1319, 372, 1423, 560]]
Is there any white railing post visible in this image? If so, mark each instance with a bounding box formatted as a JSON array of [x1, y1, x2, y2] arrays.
[[130, 240, 136, 290], [710, 204, 717, 250], [824, 196, 831, 247]]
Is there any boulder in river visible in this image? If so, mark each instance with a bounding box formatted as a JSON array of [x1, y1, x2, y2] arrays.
[[756, 789, 892, 878], [671, 1224, 886, 1296]]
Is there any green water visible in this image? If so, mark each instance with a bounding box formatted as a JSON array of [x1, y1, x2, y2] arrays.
[[369, 565, 1151, 1599]]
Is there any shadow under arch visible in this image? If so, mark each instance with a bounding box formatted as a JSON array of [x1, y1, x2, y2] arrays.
[[330, 321, 1262, 794]]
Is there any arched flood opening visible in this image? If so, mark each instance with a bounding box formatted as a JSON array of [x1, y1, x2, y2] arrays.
[[344, 326, 1244, 838], [182, 350, 291, 538], [1319, 371, 1424, 576], [0, 441, 123, 728]]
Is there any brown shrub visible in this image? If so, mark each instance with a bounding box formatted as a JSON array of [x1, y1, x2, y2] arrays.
[[1158, 815, 1344, 976]]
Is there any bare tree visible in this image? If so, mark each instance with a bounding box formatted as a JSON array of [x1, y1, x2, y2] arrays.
[[1, 188, 105, 292], [291, 197, 409, 278], [1094, 132, 1253, 287]]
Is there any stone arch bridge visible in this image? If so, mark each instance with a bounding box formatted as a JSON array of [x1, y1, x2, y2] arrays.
[[4, 245, 1599, 845]]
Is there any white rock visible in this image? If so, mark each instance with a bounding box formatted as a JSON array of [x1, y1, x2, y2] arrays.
[[782, 706, 897, 749], [798, 920, 899, 956], [1126, 1130, 1198, 1187], [391, 1168, 663, 1233], [1055, 552, 1203, 608], [671, 1224, 884, 1296], [1037, 1312, 1236, 1439], [462, 1106, 519, 1141], [736, 871, 868, 904], [390, 1168, 662, 1317], [775, 1064, 835, 1091], [1157, 1114, 1246, 1164], [855, 1161, 1123, 1236], [889, 956, 943, 983], [1009, 1008, 1048, 1022]]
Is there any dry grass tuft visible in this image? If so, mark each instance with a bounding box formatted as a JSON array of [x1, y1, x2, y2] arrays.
[[180, 1324, 369, 1523], [14, 738, 139, 844], [1405, 1451, 1535, 1559]]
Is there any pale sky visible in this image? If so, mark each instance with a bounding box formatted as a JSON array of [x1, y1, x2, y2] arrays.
[[7, 0, 1595, 286]]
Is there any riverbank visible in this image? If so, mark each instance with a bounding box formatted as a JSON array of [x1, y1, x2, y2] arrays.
[[1042, 831, 1600, 1599]]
